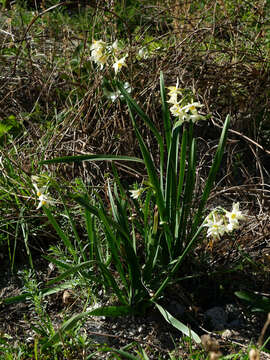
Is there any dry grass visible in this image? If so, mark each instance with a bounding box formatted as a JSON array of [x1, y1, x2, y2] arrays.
[[0, 0, 270, 258]]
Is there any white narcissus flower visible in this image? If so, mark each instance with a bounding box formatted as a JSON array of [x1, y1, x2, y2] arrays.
[[112, 55, 127, 74], [167, 80, 206, 124], [180, 102, 205, 123], [167, 86, 182, 97], [90, 40, 108, 69], [182, 102, 204, 119], [33, 182, 53, 209], [90, 39, 106, 52], [204, 203, 245, 241], [167, 78, 182, 96], [90, 48, 103, 60], [108, 40, 121, 57], [167, 93, 179, 104], [36, 193, 53, 209], [33, 182, 46, 197], [123, 82, 132, 94], [129, 188, 144, 199], [181, 102, 204, 113], [91, 49, 108, 69], [169, 103, 187, 122], [204, 213, 226, 240], [225, 202, 245, 231], [167, 79, 183, 104], [226, 221, 239, 232], [96, 54, 108, 69], [109, 92, 119, 102]]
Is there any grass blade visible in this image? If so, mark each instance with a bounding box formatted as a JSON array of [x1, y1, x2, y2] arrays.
[[40, 154, 144, 165]]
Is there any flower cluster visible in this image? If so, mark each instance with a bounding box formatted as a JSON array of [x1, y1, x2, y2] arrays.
[[90, 40, 108, 70], [204, 203, 245, 240], [90, 39, 128, 74], [32, 176, 53, 209], [167, 80, 206, 124]]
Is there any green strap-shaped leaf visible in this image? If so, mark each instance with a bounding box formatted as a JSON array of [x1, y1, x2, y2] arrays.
[[155, 303, 201, 343], [178, 134, 196, 252], [116, 81, 163, 150], [164, 123, 182, 226], [160, 71, 172, 150], [126, 102, 166, 221], [117, 77, 165, 195], [235, 291, 270, 313]]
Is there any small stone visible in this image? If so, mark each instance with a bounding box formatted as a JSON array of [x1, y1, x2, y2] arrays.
[[205, 307, 228, 331]]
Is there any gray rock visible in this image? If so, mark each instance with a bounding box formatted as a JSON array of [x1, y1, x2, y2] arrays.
[[205, 306, 228, 331]]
